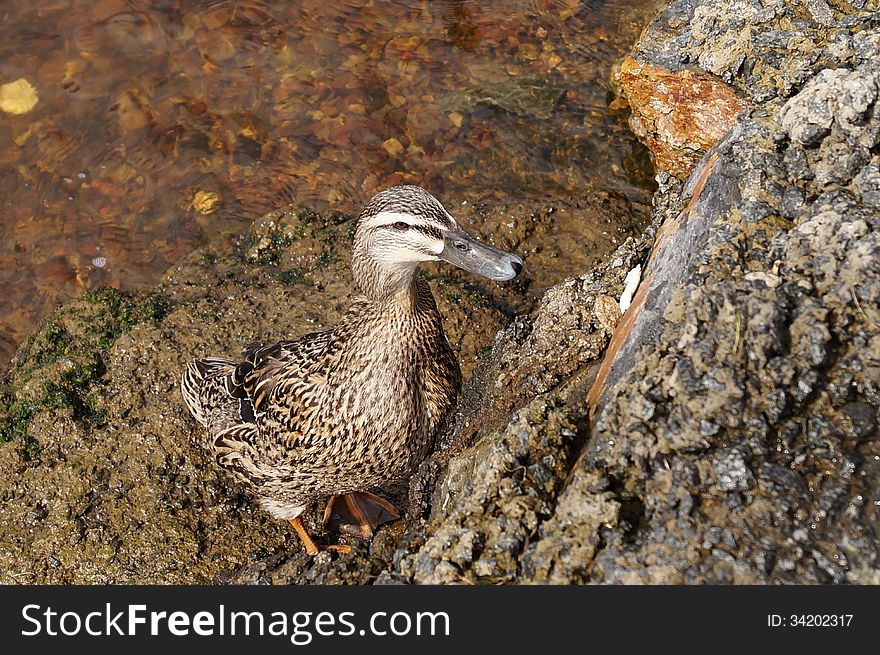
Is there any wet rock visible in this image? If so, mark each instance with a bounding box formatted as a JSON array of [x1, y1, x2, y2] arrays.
[[442, 76, 567, 120], [406, 393, 583, 584], [839, 402, 876, 441], [445, 234, 650, 451], [519, 468, 619, 584]]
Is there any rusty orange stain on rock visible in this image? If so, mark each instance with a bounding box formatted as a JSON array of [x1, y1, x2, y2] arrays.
[[586, 152, 719, 416], [618, 56, 749, 179], [586, 269, 650, 414]]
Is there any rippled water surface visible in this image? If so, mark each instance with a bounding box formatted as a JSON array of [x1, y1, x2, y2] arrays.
[[0, 0, 656, 364]]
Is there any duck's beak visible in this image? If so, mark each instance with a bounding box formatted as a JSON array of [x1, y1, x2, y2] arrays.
[[439, 225, 524, 282]]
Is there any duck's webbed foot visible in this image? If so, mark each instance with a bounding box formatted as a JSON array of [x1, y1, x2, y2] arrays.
[[289, 517, 352, 556], [322, 491, 401, 539]]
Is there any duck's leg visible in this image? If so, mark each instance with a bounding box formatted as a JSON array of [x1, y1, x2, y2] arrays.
[[322, 491, 401, 539], [288, 517, 351, 556]]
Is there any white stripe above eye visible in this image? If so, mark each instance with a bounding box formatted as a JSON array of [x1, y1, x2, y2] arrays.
[[360, 211, 437, 231]]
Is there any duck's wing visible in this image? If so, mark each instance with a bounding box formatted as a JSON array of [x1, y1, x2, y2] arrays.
[[234, 328, 334, 417]]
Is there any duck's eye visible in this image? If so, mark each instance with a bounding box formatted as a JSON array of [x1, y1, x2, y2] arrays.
[[392, 221, 410, 230]]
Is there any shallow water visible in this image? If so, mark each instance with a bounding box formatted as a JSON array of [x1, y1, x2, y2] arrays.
[[0, 0, 656, 365]]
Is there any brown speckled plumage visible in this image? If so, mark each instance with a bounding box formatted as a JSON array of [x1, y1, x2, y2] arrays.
[[181, 185, 522, 542]]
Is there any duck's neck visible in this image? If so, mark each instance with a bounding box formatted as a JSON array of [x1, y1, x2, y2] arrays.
[[351, 251, 423, 309]]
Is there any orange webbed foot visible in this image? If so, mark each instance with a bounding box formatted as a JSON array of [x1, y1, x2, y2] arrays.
[[322, 491, 401, 539], [289, 517, 352, 556]]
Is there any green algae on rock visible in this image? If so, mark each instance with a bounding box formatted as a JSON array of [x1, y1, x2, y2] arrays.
[[0, 288, 172, 461]]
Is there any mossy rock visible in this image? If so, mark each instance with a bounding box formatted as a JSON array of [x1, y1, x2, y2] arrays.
[[0, 288, 173, 463]]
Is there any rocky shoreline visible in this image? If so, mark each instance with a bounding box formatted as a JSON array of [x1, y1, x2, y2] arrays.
[[2, 0, 878, 584]]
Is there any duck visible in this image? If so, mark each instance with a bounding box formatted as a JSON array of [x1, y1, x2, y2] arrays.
[[180, 185, 523, 555]]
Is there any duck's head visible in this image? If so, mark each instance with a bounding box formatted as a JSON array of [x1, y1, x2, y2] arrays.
[[352, 185, 523, 299]]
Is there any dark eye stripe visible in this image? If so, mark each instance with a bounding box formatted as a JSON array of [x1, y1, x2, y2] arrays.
[[376, 223, 442, 241], [412, 225, 443, 240], [431, 209, 455, 229]]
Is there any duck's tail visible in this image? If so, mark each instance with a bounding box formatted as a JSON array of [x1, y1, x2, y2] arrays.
[[180, 357, 237, 428], [181, 357, 266, 484]]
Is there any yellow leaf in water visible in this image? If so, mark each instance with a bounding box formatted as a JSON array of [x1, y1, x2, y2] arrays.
[[192, 190, 222, 214], [0, 78, 39, 115], [608, 96, 629, 111], [14, 124, 35, 146], [448, 112, 463, 128], [382, 138, 404, 156], [202, 36, 236, 62]]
